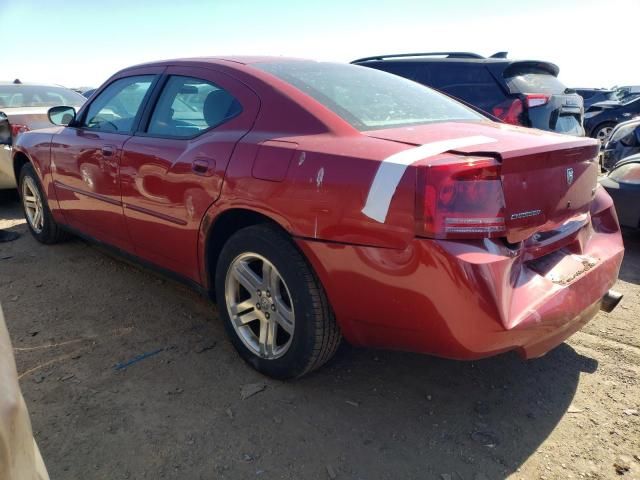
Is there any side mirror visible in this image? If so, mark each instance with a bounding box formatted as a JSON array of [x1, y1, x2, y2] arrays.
[[48, 106, 76, 126]]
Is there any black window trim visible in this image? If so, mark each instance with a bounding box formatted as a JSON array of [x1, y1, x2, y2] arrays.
[[133, 73, 244, 141], [72, 74, 163, 136]]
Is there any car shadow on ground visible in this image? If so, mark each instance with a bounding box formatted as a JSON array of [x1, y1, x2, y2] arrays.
[[619, 228, 640, 285], [0, 218, 600, 480]]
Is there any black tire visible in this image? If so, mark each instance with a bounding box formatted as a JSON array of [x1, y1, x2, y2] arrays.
[[18, 163, 70, 244], [215, 224, 341, 379]]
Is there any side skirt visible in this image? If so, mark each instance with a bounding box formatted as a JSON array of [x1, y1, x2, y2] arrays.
[[59, 224, 213, 302]]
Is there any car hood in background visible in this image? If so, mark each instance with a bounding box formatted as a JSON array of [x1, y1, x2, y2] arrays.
[[0, 106, 82, 131], [586, 100, 622, 111]]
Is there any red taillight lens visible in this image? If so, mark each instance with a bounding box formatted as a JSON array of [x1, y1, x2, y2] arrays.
[[492, 98, 523, 125], [524, 93, 551, 108], [10, 124, 29, 139], [419, 158, 506, 239]]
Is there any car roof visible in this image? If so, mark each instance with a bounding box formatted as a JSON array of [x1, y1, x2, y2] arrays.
[[124, 56, 310, 69], [351, 54, 560, 76], [0, 81, 71, 88]]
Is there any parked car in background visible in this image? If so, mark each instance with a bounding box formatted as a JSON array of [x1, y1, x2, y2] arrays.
[[615, 85, 640, 103], [0, 81, 85, 190], [351, 52, 584, 136], [600, 154, 640, 229], [585, 96, 640, 144], [575, 88, 618, 110], [0, 306, 50, 480], [602, 118, 640, 170], [13, 57, 623, 379], [81, 88, 96, 98]]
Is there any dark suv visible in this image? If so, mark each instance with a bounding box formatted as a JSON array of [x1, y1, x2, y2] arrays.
[[352, 52, 584, 136]]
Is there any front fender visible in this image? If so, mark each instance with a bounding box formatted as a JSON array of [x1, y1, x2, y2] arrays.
[[13, 131, 60, 213]]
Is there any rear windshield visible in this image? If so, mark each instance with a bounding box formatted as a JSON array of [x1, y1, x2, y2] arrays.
[[0, 85, 85, 108], [254, 61, 484, 131], [505, 68, 567, 95]]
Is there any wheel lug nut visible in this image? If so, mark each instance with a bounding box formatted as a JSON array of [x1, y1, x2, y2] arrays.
[[266, 290, 271, 298], [271, 304, 275, 311], [256, 304, 261, 310], [265, 313, 270, 319], [257, 290, 262, 297]]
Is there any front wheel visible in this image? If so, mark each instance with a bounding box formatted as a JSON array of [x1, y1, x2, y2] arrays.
[[19, 163, 69, 244], [215, 224, 341, 379]]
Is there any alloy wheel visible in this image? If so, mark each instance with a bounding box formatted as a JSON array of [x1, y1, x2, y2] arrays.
[[225, 253, 295, 359], [22, 177, 44, 233], [596, 126, 614, 145]]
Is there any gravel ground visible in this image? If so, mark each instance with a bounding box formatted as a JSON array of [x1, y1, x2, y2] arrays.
[[1, 191, 639, 480]]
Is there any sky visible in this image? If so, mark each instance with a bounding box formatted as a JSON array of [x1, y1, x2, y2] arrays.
[[1, 0, 638, 89]]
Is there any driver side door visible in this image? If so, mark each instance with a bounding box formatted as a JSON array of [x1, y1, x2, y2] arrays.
[[51, 70, 162, 251]]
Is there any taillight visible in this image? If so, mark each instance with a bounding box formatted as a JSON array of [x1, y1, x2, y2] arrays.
[[524, 93, 551, 108], [418, 157, 506, 239], [492, 98, 523, 125], [10, 123, 29, 139]]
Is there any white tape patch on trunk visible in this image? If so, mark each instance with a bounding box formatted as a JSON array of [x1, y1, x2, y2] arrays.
[[361, 135, 497, 223]]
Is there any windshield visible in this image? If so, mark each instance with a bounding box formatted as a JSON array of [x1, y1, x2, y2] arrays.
[[0, 85, 85, 108], [254, 61, 484, 131]]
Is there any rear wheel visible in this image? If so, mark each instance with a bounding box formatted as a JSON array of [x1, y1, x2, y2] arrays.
[[19, 163, 69, 244], [592, 122, 616, 145], [215, 224, 341, 379]]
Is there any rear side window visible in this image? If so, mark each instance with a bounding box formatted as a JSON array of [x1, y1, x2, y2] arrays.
[[504, 67, 567, 95], [83, 76, 155, 133], [255, 61, 484, 131], [147, 76, 241, 137], [428, 65, 507, 112]]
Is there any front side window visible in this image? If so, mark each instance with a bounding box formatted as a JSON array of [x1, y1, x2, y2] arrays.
[[146, 76, 241, 137], [82, 76, 154, 133], [254, 61, 484, 131]]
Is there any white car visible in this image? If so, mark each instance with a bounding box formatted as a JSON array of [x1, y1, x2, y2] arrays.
[[0, 81, 85, 190], [0, 306, 49, 480]]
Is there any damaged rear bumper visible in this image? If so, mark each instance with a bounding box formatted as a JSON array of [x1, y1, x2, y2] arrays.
[[296, 188, 624, 360]]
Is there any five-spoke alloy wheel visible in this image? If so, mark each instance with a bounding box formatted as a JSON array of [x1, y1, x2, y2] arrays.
[[225, 253, 295, 359], [19, 162, 69, 244], [215, 224, 341, 379], [22, 175, 44, 234]]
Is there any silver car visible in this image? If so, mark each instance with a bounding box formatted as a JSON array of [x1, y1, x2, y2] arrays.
[[0, 81, 85, 190]]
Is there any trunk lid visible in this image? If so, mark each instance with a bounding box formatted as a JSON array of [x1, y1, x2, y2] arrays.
[[366, 121, 600, 243], [527, 92, 584, 136], [0, 107, 53, 132], [494, 61, 585, 135]]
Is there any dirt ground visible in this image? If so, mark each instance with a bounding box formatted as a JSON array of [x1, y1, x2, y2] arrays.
[[1, 192, 639, 480]]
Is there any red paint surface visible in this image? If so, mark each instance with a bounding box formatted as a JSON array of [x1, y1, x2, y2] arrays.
[[14, 57, 624, 360]]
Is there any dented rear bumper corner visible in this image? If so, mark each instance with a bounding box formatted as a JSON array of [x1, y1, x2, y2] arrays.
[[296, 193, 624, 360]]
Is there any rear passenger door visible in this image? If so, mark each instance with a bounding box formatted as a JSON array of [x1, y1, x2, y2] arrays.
[[119, 66, 259, 281]]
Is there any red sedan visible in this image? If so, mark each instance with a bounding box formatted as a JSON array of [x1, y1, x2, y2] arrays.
[[12, 57, 624, 378]]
